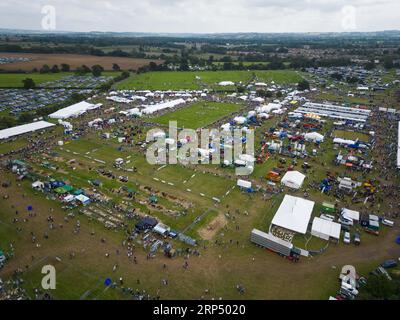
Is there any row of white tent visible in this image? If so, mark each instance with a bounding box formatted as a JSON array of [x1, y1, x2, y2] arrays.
[[0, 120, 56, 140], [271, 195, 361, 241], [120, 98, 187, 117], [49, 101, 102, 120]]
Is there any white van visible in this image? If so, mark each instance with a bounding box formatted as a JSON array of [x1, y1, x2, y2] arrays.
[[341, 282, 359, 296], [339, 215, 354, 227], [321, 214, 335, 222], [382, 219, 394, 227]]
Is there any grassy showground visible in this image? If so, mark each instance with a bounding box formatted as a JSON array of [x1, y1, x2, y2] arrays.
[[152, 101, 243, 129], [116, 70, 304, 90], [0, 138, 28, 154], [333, 130, 370, 142], [1, 68, 398, 300]]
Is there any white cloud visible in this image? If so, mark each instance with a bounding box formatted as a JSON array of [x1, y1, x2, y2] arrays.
[[0, 0, 399, 33]]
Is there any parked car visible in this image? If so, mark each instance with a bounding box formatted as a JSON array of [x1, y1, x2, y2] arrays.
[[382, 219, 394, 227], [343, 232, 351, 244], [353, 233, 361, 246], [321, 214, 335, 222], [370, 267, 392, 281], [381, 260, 398, 269], [168, 230, 178, 239], [339, 215, 353, 227]]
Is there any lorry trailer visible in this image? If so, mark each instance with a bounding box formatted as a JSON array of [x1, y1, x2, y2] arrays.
[[251, 229, 301, 262]]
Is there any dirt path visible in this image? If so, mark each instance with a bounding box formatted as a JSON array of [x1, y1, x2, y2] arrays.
[[198, 213, 228, 240]]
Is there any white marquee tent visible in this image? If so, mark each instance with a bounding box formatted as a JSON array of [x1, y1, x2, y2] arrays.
[[49, 101, 98, 119], [281, 171, 306, 190], [271, 195, 315, 234], [0, 121, 55, 140], [141, 99, 186, 115], [218, 81, 235, 86], [304, 132, 324, 143], [311, 217, 341, 241]]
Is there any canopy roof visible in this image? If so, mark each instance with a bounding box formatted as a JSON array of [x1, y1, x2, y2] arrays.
[[341, 208, 360, 221], [141, 99, 186, 115], [304, 132, 324, 142], [0, 121, 55, 140], [272, 195, 314, 234], [311, 217, 341, 240], [281, 171, 306, 190], [49, 101, 97, 119]]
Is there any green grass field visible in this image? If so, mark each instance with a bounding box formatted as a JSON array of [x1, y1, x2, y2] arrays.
[[116, 70, 304, 90], [333, 130, 370, 142], [152, 101, 243, 129]]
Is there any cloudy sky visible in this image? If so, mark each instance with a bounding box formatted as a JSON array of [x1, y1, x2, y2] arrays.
[[0, 0, 399, 33]]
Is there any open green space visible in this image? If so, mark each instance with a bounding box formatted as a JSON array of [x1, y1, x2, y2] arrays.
[[152, 101, 243, 129], [115, 70, 304, 90], [333, 130, 370, 142]]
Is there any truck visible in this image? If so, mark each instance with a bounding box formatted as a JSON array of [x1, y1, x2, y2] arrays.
[[251, 229, 301, 262]]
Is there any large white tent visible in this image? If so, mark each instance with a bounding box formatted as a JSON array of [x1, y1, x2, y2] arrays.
[[218, 81, 235, 86], [49, 101, 97, 119], [141, 99, 186, 115], [304, 132, 324, 143], [0, 121, 55, 140], [311, 217, 341, 241], [271, 195, 314, 234], [281, 171, 306, 190]]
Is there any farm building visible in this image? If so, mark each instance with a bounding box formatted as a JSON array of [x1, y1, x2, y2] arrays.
[[281, 171, 306, 190], [311, 217, 341, 241], [270, 195, 315, 235], [49, 101, 100, 119], [0, 121, 55, 140]]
